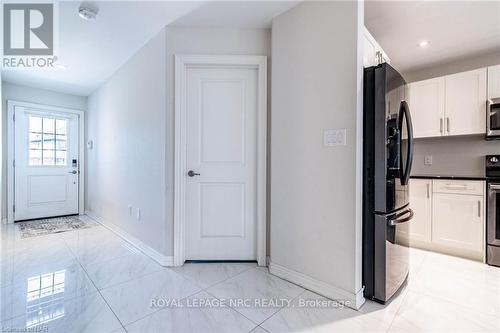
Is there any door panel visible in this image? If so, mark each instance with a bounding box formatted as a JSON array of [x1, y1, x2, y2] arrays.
[[432, 193, 483, 252], [445, 68, 487, 136], [397, 179, 432, 243], [186, 67, 258, 260], [14, 107, 79, 221], [409, 77, 445, 138]]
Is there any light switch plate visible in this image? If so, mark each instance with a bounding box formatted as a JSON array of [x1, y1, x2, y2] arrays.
[[324, 129, 346, 147], [424, 155, 433, 165]]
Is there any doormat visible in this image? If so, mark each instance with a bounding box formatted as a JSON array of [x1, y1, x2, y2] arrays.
[[17, 216, 91, 238]]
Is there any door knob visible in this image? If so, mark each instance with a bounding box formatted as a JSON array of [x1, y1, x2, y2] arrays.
[[68, 170, 78, 174], [187, 170, 200, 177]]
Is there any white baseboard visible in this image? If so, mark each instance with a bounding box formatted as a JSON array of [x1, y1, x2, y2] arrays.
[[269, 261, 365, 310], [85, 210, 173, 267]]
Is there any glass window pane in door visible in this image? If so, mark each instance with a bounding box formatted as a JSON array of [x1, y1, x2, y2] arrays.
[[29, 133, 42, 150], [55, 151, 67, 166], [43, 150, 55, 165], [55, 119, 67, 135], [43, 134, 55, 150], [29, 150, 42, 166], [43, 118, 55, 134], [29, 117, 42, 132], [55, 135, 67, 150]]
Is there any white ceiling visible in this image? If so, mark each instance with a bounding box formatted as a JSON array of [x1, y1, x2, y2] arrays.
[[1, 1, 299, 96], [365, 0, 500, 75], [171, 0, 299, 28]]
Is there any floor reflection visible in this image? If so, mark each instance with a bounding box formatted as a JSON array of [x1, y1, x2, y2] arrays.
[[25, 270, 65, 328]]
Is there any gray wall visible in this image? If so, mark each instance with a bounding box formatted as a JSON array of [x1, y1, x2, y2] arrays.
[[1, 82, 87, 220], [270, 1, 364, 304], [405, 53, 500, 177]]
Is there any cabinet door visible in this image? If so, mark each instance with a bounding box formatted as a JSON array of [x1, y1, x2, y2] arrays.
[[432, 193, 483, 253], [409, 77, 445, 138], [445, 68, 487, 136], [488, 65, 500, 99], [398, 179, 432, 243]]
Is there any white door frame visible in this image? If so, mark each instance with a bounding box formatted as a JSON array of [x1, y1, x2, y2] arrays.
[[173, 54, 267, 266], [6, 100, 86, 224]]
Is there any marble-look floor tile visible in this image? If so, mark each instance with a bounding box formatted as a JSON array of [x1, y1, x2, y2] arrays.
[[84, 251, 165, 289], [1, 261, 97, 321], [410, 252, 500, 316], [66, 235, 139, 267], [389, 290, 500, 332], [125, 291, 256, 333], [100, 269, 201, 325], [172, 262, 257, 289], [206, 267, 304, 324], [359, 282, 409, 326], [261, 291, 389, 333], [0, 292, 122, 333]]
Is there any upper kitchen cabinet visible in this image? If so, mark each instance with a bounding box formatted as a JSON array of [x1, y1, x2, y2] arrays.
[[408, 67, 488, 138], [445, 68, 487, 136], [488, 65, 500, 99], [409, 77, 445, 138], [363, 27, 390, 68]]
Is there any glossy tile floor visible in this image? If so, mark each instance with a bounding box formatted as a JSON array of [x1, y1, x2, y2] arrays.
[[1, 216, 500, 332]]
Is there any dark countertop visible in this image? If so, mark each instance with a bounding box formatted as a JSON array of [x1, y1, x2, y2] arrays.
[[411, 175, 487, 181]]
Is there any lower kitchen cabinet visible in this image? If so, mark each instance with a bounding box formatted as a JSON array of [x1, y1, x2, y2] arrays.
[[397, 179, 485, 261]]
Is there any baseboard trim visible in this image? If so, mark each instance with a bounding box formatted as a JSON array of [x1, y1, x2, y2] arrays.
[[85, 210, 173, 267], [269, 261, 365, 310]]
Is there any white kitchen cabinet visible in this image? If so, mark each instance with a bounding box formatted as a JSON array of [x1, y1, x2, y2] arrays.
[[408, 77, 445, 138], [398, 179, 432, 244], [432, 192, 484, 256], [363, 27, 390, 68], [488, 65, 500, 99], [397, 178, 485, 261], [444, 68, 487, 136]]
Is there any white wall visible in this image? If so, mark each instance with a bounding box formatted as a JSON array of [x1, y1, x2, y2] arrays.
[[270, 1, 365, 307], [164, 26, 272, 254], [86, 29, 169, 257], [1, 82, 87, 220]]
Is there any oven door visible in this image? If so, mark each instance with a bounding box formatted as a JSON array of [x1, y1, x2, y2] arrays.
[[487, 183, 500, 246]]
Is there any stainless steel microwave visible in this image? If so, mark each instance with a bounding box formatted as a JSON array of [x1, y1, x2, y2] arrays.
[[487, 98, 500, 139]]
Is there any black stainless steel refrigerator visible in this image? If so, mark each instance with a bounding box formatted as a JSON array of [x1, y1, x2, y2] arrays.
[[363, 63, 414, 303]]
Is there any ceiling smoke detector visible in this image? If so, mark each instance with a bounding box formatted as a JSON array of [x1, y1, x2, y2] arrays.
[[78, 5, 98, 21]]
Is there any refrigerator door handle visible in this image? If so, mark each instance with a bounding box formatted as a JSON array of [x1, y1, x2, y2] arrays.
[[398, 100, 414, 186], [388, 208, 414, 226]]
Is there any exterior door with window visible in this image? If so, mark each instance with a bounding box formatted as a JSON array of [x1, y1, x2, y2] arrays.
[[14, 107, 79, 221]]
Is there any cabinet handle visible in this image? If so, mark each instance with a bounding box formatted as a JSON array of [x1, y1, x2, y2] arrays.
[[446, 117, 450, 133], [440, 118, 443, 134], [426, 183, 430, 198], [478, 200, 481, 218]]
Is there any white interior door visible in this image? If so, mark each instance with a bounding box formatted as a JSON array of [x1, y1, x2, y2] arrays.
[[185, 66, 258, 260], [14, 106, 79, 221]]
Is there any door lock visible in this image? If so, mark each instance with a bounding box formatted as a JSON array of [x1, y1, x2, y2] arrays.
[[68, 170, 78, 174], [187, 170, 200, 177]]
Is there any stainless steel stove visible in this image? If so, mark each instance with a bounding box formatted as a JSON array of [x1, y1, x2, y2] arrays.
[[486, 155, 500, 267]]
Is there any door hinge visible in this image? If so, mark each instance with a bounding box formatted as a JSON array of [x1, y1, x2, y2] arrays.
[[13, 114, 15, 122], [12, 160, 15, 168], [13, 205, 15, 213]]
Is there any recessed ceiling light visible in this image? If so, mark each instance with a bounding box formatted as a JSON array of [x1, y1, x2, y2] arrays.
[[78, 5, 98, 21], [418, 40, 429, 48]]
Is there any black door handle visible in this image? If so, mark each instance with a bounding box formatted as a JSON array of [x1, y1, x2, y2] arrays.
[[187, 170, 200, 177]]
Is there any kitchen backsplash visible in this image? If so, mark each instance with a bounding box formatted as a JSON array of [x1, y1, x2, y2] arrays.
[[412, 135, 500, 177]]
